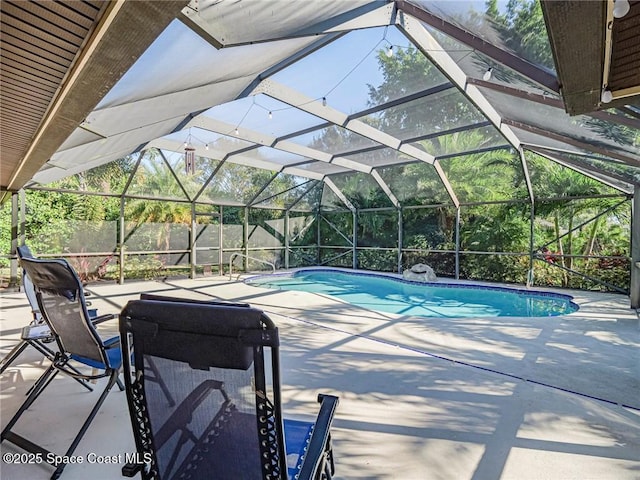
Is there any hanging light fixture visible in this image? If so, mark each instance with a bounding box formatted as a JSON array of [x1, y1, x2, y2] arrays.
[[613, 0, 630, 18], [322, 97, 327, 106], [268, 111, 273, 120], [386, 44, 394, 57], [482, 67, 493, 81], [601, 89, 613, 103]]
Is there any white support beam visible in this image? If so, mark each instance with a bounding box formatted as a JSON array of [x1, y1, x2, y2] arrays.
[[149, 137, 231, 161], [433, 160, 459, 208], [189, 116, 276, 147], [396, 13, 522, 151], [331, 157, 373, 174], [257, 79, 436, 165], [275, 140, 372, 173], [281, 167, 325, 181], [518, 147, 535, 205], [149, 136, 327, 181], [190, 116, 375, 174], [371, 169, 400, 208], [345, 120, 401, 149], [324, 177, 356, 212], [274, 140, 332, 163]]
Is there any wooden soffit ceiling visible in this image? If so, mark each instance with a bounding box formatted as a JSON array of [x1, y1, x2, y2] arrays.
[[541, 0, 640, 115], [0, 0, 188, 201]]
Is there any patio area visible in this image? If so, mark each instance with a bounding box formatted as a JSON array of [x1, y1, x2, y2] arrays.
[[1, 274, 639, 480]]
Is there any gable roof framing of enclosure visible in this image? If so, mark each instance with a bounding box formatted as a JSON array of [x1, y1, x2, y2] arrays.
[[1, 0, 638, 208]]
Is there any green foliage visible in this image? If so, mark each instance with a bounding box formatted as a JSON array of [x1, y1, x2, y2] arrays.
[[486, 0, 554, 69], [461, 204, 530, 252], [358, 249, 397, 272], [403, 208, 452, 250], [460, 253, 528, 284], [0, 205, 11, 267], [367, 45, 443, 104]]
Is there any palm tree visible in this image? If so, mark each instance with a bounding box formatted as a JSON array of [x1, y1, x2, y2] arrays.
[[529, 154, 617, 286], [125, 152, 192, 252]]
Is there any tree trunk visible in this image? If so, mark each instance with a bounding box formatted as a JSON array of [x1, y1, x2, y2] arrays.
[[584, 217, 600, 256], [554, 214, 567, 287]]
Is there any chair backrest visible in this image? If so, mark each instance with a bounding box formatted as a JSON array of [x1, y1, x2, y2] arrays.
[[20, 257, 111, 367], [120, 298, 287, 480], [16, 245, 41, 322]]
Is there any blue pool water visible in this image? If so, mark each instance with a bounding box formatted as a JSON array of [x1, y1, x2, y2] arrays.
[[246, 269, 579, 318]]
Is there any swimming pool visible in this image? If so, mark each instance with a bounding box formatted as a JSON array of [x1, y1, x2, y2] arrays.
[[246, 269, 579, 318]]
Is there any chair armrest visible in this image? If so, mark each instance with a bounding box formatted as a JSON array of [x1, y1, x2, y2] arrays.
[[297, 394, 339, 480], [91, 313, 117, 325], [21, 324, 52, 340]]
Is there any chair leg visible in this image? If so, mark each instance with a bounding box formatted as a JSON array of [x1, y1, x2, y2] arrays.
[[1, 366, 58, 441], [25, 361, 64, 397], [1, 339, 92, 392], [0, 341, 29, 373], [50, 369, 121, 480], [26, 339, 56, 361]]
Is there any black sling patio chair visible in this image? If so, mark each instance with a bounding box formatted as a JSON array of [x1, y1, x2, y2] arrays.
[[120, 295, 339, 480], [1, 245, 54, 374], [1, 257, 124, 480], [1, 245, 115, 383]]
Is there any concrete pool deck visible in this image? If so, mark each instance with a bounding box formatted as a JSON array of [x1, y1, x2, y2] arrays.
[[1, 274, 639, 479]]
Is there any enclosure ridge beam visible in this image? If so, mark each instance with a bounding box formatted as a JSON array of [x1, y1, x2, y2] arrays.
[[402, 120, 493, 144], [151, 137, 306, 179], [274, 140, 333, 163], [325, 120, 495, 159]]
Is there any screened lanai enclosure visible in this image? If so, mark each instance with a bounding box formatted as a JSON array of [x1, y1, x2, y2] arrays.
[[2, 1, 639, 305]]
